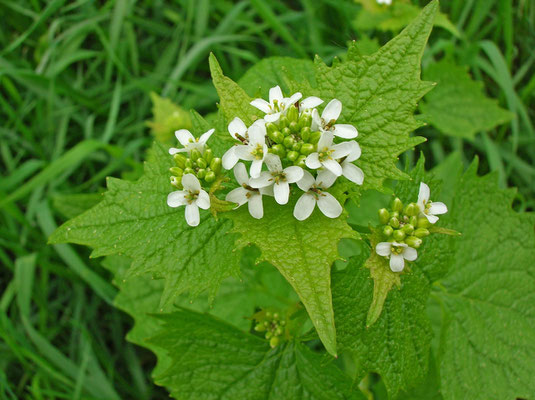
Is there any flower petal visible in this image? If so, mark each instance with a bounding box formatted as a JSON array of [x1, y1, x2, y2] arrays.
[[300, 96, 324, 110], [181, 174, 201, 192], [222, 147, 239, 170], [233, 162, 249, 186], [333, 124, 358, 139], [169, 147, 187, 155], [248, 123, 266, 146], [317, 192, 342, 218], [226, 187, 248, 207], [375, 242, 392, 257], [425, 213, 439, 224], [317, 131, 334, 150], [297, 170, 315, 191], [305, 152, 322, 170], [321, 158, 343, 176], [185, 203, 200, 227], [234, 145, 255, 161], [345, 141, 362, 162], [284, 166, 304, 183], [403, 246, 418, 261], [342, 162, 364, 185], [311, 108, 322, 131], [196, 190, 210, 210], [316, 169, 337, 189], [331, 142, 354, 159], [249, 159, 263, 178], [260, 184, 274, 197], [390, 254, 405, 272], [264, 112, 281, 123], [429, 202, 448, 215], [274, 181, 290, 205], [250, 98, 271, 114], [248, 193, 263, 219], [269, 85, 284, 104], [264, 153, 282, 172], [284, 92, 302, 107], [228, 117, 247, 139], [322, 99, 342, 122], [418, 182, 430, 206], [167, 191, 187, 207], [249, 171, 273, 188], [293, 193, 316, 221], [199, 128, 214, 145], [175, 129, 195, 147]]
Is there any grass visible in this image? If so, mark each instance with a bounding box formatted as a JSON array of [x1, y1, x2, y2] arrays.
[[0, 0, 533, 398]]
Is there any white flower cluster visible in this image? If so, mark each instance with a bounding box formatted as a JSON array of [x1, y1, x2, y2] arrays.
[[376, 183, 448, 272], [166, 85, 364, 226]]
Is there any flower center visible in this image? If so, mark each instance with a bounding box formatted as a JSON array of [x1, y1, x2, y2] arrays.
[[318, 148, 334, 161], [251, 143, 264, 160], [271, 171, 287, 184], [185, 190, 199, 204], [392, 246, 404, 255]]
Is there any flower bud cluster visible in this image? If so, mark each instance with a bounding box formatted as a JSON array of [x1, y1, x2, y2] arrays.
[[253, 310, 287, 348], [376, 183, 448, 272], [169, 148, 222, 189]]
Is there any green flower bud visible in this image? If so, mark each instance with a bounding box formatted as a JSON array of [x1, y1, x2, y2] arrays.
[[268, 130, 284, 144], [299, 114, 312, 129], [389, 216, 400, 228], [402, 224, 414, 235], [274, 327, 283, 336], [409, 216, 418, 226], [279, 116, 289, 129], [273, 313, 279, 320], [190, 149, 202, 162], [184, 167, 194, 175], [295, 155, 307, 168], [173, 154, 187, 169], [197, 168, 206, 179], [292, 142, 302, 152], [266, 122, 277, 134], [170, 167, 183, 176], [209, 158, 222, 175], [265, 311, 272, 318], [269, 336, 280, 348], [254, 323, 266, 332], [417, 217, 431, 228], [393, 229, 406, 241], [282, 127, 291, 137], [309, 131, 321, 144], [289, 121, 299, 133], [405, 236, 423, 248], [383, 225, 394, 237], [378, 208, 390, 224], [265, 331, 272, 339], [283, 136, 295, 149], [205, 171, 216, 183], [280, 320, 286, 326], [272, 144, 286, 158], [391, 211, 399, 219], [414, 228, 430, 238], [197, 158, 207, 169], [404, 203, 418, 217], [203, 148, 213, 164], [301, 127, 311, 142], [185, 158, 193, 169], [287, 105, 299, 122], [287, 150, 299, 162], [392, 197, 403, 212], [300, 143, 315, 155]]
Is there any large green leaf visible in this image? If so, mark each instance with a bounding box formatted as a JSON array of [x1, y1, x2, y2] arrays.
[[432, 161, 535, 400], [420, 60, 513, 139], [227, 198, 357, 357], [149, 309, 364, 400], [49, 142, 241, 306]]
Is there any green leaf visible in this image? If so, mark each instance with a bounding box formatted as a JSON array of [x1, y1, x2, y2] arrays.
[[227, 198, 358, 357], [420, 61, 514, 139], [432, 161, 535, 400], [146, 92, 192, 143], [309, 0, 438, 193], [149, 308, 364, 400], [52, 192, 103, 219], [49, 142, 241, 306]]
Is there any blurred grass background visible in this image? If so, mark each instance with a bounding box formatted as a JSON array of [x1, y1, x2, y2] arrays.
[[0, 0, 533, 398]]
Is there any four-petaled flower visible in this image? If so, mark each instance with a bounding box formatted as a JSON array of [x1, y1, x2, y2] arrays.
[[293, 170, 342, 221], [377, 0, 392, 5], [311, 99, 358, 139], [225, 163, 272, 219], [417, 182, 448, 224], [249, 154, 303, 205], [222, 117, 254, 170], [305, 131, 355, 176], [250, 85, 302, 122], [233, 120, 268, 178], [375, 241, 417, 272], [167, 174, 210, 227], [340, 140, 364, 185], [298, 96, 324, 113], [169, 128, 214, 155]]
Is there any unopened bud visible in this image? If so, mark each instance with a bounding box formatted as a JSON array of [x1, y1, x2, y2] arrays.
[[269, 130, 284, 144], [389, 216, 400, 228], [190, 149, 202, 162], [173, 154, 187, 168], [287, 105, 299, 122], [269, 336, 280, 348], [210, 158, 222, 174], [392, 197, 403, 212], [404, 203, 418, 216], [378, 208, 390, 224], [197, 158, 207, 169], [300, 143, 315, 155], [279, 116, 289, 129], [197, 169, 206, 179], [266, 122, 277, 134], [282, 127, 291, 137], [309, 131, 321, 144], [265, 331, 272, 339], [184, 167, 194, 175], [203, 148, 213, 164], [292, 142, 302, 152], [185, 158, 193, 169], [417, 217, 430, 228], [205, 171, 216, 183], [272, 144, 286, 158], [296, 155, 306, 168], [170, 167, 183, 176], [301, 127, 311, 142], [402, 224, 414, 235], [289, 121, 299, 133], [393, 229, 406, 241], [383, 225, 394, 237], [283, 136, 295, 149], [254, 323, 266, 332], [405, 236, 422, 248], [287, 150, 299, 162], [409, 216, 418, 226], [414, 228, 430, 238]]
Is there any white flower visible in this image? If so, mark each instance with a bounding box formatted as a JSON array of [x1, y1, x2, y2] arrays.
[[305, 131, 354, 176], [250, 85, 302, 122], [225, 163, 272, 219], [417, 182, 448, 224], [377, 0, 392, 5], [169, 128, 214, 155], [166, 174, 210, 227], [222, 117, 260, 170], [293, 170, 342, 221], [311, 99, 358, 139], [249, 154, 303, 205], [375, 242, 417, 272], [232, 120, 268, 178], [299, 96, 324, 113], [340, 140, 364, 184]]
